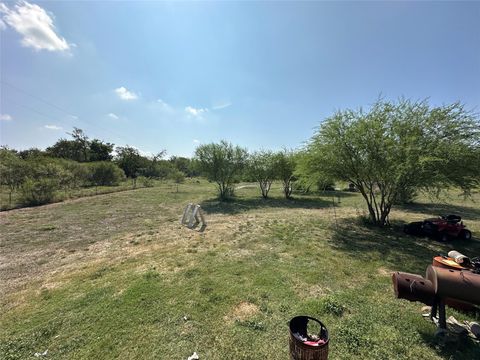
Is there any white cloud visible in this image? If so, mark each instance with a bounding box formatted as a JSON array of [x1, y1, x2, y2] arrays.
[[0, 18, 6, 30], [157, 98, 173, 112], [193, 139, 200, 144], [44, 124, 61, 130], [0, 1, 71, 52], [185, 106, 208, 117], [108, 112, 119, 120], [115, 86, 138, 100], [212, 102, 232, 110], [0, 113, 12, 121]]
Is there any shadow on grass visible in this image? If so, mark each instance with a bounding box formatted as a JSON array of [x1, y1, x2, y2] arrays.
[[329, 218, 480, 275], [330, 218, 480, 358], [200, 195, 331, 215], [316, 190, 359, 199], [419, 330, 480, 360], [399, 202, 480, 221]]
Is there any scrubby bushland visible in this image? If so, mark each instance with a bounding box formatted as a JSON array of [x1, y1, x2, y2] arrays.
[[0, 149, 126, 208]]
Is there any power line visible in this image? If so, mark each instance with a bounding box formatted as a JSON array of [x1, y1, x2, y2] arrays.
[[4, 99, 61, 122], [1, 80, 77, 118], [1, 81, 140, 147], [5, 96, 121, 142]]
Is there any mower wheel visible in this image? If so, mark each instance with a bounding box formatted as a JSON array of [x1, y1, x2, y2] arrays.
[[460, 230, 472, 240], [423, 221, 437, 236], [404, 222, 423, 235], [439, 232, 449, 242]]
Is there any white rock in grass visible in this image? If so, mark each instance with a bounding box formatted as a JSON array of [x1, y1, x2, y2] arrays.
[[187, 352, 199, 360], [34, 350, 48, 357]]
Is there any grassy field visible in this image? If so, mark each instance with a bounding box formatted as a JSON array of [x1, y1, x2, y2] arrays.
[[1, 180, 479, 359]]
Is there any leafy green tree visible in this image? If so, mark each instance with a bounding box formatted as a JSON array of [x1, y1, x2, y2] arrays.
[[194, 140, 248, 200], [169, 156, 198, 177], [88, 139, 114, 161], [47, 128, 114, 162], [0, 149, 27, 205], [274, 150, 296, 199], [150, 160, 175, 179], [248, 150, 277, 199], [70, 127, 90, 162], [46, 139, 81, 161], [115, 146, 147, 187], [141, 151, 169, 179], [294, 150, 334, 193], [307, 99, 480, 226]]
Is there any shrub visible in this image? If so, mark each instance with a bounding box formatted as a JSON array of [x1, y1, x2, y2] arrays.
[[321, 295, 346, 316], [87, 162, 125, 187], [168, 169, 185, 184], [64, 161, 90, 188], [137, 176, 154, 187], [20, 178, 58, 206]]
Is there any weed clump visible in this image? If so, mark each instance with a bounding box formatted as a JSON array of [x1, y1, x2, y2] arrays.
[[235, 319, 266, 331], [321, 295, 346, 316]]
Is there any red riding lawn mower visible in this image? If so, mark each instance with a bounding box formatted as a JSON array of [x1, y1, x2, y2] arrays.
[[404, 214, 472, 242]]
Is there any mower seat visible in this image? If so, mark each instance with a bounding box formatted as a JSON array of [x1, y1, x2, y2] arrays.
[[445, 214, 461, 223]]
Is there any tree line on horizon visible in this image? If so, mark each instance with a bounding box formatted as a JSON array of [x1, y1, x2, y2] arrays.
[[0, 128, 198, 208], [1, 98, 479, 226]]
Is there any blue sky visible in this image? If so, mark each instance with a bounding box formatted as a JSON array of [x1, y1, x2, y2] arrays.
[[1, 1, 479, 157]]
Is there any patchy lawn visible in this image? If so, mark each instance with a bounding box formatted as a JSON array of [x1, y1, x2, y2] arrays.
[[1, 181, 479, 359]]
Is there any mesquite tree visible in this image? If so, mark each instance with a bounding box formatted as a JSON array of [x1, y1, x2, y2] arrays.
[[274, 150, 296, 199], [195, 140, 248, 200], [307, 99, 480, 226], [248, 150, 277, 199]]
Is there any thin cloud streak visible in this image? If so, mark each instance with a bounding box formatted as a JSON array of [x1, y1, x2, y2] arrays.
[[44, 124, 62, 130]]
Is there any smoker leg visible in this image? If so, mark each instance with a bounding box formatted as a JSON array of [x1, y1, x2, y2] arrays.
[[438, 299, 447, 329], [430, 297, 438, 321]]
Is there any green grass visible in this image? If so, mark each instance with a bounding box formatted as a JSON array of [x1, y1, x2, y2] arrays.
[[1, 181, 479, 359]]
